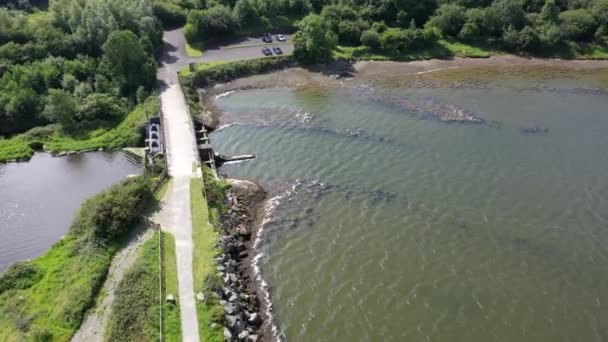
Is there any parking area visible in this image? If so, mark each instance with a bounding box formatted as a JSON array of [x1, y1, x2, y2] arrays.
[[160, 29, 295, 75]]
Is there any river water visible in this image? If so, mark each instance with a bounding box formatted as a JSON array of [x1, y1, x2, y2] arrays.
[[210, 63, 608, 342], [0, 151, 142, 271]]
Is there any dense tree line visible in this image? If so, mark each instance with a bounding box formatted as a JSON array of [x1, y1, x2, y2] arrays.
[[0, 0, 161, 136], [178, 0, 607, 62]]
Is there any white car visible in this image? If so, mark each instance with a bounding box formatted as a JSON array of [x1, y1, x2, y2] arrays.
[[276, 34, 287, 42]]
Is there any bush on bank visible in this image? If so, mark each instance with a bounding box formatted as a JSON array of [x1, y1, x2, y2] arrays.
[[0, 176, 152, 341], [185, 56, 296, 88]]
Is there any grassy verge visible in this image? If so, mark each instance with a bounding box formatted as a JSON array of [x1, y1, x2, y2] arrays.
[[190, 174, 228, 342], [103, 176, 179, 341], [0, 176, 152, 341], [181, 56, 294, 89], [186, 41, 204, 57], [105, 232, 161, 341], [162, 232, 182, 341], [179, 61, 231, 77], [334, 39, 494, 61], [334, 39, 608, 62], [0, 96, 158, 163]]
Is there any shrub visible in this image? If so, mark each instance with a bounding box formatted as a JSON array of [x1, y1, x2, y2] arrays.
[[185, 5, 238, 43], [371, 21, 388, 33], [338, 20, 362, 45], [427, 4, 467, 36], [380, 28, 439, 54], [70, 176, 151, 242], [189, 56, 295, 88], [502, 26, 541, 52], [360, 29, 381, 49], [559, 9, 598, 41], [153, 2, 187, 28], [0, 262, 44, 294], [459, 22, 480, 41]]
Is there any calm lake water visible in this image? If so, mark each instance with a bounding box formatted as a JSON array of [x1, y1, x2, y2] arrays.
[[0, 151, 142, 271], [211, 65, 608, 342]]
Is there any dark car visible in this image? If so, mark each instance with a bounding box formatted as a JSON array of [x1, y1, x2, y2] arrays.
[[262, 47, 273, 56], [262, 34, 273, 43], [272, 46, 283, 55]]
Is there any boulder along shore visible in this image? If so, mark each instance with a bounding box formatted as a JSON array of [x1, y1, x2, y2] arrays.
[[213, 177, 272, 341]]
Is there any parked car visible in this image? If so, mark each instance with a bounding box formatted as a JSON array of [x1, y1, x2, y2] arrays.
[[276, 34, 287, 42], [272, 46, 283, 55], [262, 47, 273, 56], [262, 34, 273, 43]]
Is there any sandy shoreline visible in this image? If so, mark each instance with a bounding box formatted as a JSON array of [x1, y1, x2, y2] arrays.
[[204, 56, 608, 96]]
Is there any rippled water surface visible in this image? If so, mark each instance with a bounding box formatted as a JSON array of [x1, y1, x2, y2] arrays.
[[0, 151, 142, 271], [211, 66, 608, 342]]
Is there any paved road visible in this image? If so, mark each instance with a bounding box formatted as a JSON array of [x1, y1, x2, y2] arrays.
[[156, 29, 203, 342], [159, 28, 294, 75], [155, 29, 292, 342]]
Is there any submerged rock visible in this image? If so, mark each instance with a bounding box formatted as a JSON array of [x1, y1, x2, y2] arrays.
[[521, 125, 549, 134]]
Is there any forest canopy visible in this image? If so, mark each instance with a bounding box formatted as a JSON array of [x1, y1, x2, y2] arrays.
[[1, 0, 607, 136], [0, 0, 161, 136], [176, 0, 607, 62]]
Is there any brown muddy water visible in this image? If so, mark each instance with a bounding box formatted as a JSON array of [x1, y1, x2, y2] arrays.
[[209, 60, 608, 342], [0, 151, 142, 271]]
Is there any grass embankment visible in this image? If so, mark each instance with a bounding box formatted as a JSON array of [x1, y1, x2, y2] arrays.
[[0, 96, 158, 163], [181, 56, 294, 88], [105, 233, 161, 341], [190, 169, 231, 342], [334, 38, 608, 61], [334, 39, 494, 61], [162, 232, 182, 341], [105, 177, 181, 341], [179, 61, 231, 77], [104, 231, 181, 342], [186, 41, 205, 57], [0, 176, 152, 341]]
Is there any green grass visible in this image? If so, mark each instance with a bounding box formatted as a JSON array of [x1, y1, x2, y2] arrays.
[[179, 60, 231, 77], [190, 176, 224, 342], [439, 39, 494, 58], [0, 236, 120, 341], [0, 96, 158, 163], [106, 233, 161, 341], [185, 41, 204, 57], [334, 39, 493, 62], [335, 38, 608, 62], [0, 174, 160, 341], [573, 41, 608, 59], [161, 232, 182, 342]]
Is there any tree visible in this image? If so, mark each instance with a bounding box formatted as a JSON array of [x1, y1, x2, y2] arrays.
[[591, 0, 608, 30], [78, 93, 124, 122], [293, 14, 337, 64], [184, 5, 238, 42], [540, 0, 560, 23], [233, 0, 259, 28], [540, 24, 563, 45], [484, 0, 526, 36], [44, 89, 77, 126], [427, 4, 466, 36], [502, 25, 540, 51], [559, 9, 598, 41], [360, 29, 381, 49], [338, 20, 361, 44], [101, 30, 156, 94], [459, 22, 480, 41]]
